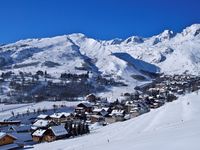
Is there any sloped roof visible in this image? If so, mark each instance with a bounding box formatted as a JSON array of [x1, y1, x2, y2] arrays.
[[86, 93, 96, 98], [0, 132, 17, 140], [49, 125, 68, 137], [37, 114, 50, 119], [93, 108, 109, 117], [93, 108, 103, 113], [32, 129, 47, 137], [10, 125, 31, 132], [33, 120, 51, 127], [77, 102, 92, 108], [102, 107, 109, 111], [11, 132, 32, 142], [99, 111, 108, 117], [0, 132, 6, 139], [50, 112, 70, 119]]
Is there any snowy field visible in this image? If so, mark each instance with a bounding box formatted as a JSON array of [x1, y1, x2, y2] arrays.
[[29, 91, 200, 150], [0, 101, 79, 121]]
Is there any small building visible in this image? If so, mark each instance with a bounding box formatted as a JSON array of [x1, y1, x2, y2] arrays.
[[90, 115, 105, 124], [50, 113, 71, 123], [44, 125, 69, 142], [32, 125, 68, 142], [32, 120, 56, 130], [85, 94, 96, 103], [0, 132, 17, 146], [76, 102, 93, 113], [32, 129, 47, 142], [0, 132, 23, 149]]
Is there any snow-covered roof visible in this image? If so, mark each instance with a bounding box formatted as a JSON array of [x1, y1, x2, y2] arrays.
[[93, 108, 109, 116], [102, 107, 109, 111], [33, 119, 51, 127], [31, 126, 38, 130], [75, 107, 84, 110], [85, 93, 96, 98], [49, 125, 68, 137], [125, 101, 136, 106], [0, 132, 6, 139], [37, 114, 50, 119], [0, 132, 17, 140], [93, 108, 103, 113], [111, 109, 125, 116], [50, 112, 70, 119], [32, 129, 47, 137]]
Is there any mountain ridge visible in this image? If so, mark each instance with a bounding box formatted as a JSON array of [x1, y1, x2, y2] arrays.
[[0, 23, 200, 101], [0, 24, 200, 78]]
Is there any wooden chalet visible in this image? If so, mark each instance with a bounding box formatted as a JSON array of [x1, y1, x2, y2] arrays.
[[45, 125, 69, 142], [32, 129, 46, 142], [32, 120, 57, 130], [76, 102, 93, 113], [0, 132, 23, 149], [50, 113, 71, 123], [0, 132, 17, 146], [32, 125, 68, 142]]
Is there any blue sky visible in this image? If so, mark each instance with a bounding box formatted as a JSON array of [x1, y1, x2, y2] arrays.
[[0, 0, 200, 44]]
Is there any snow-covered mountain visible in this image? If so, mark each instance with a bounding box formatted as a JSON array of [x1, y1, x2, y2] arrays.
[[0, 24, 200, 78]]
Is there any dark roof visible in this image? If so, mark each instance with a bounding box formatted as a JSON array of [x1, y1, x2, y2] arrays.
[[77, 102, 92, 108]]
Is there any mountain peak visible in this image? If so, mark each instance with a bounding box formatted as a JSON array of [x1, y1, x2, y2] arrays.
[[150, 29, 174, 45], [124, 36, 144, 44], [104, 38, 123, 45], [182, 24, 200, 37], [157, 29, 175, 40], [68, 33, 87, 38]]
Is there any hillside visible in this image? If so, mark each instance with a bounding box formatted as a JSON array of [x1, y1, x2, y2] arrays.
[[0, 24, 200, 100], [0, 24, 200, 77], [31, 91, 200, 150]]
